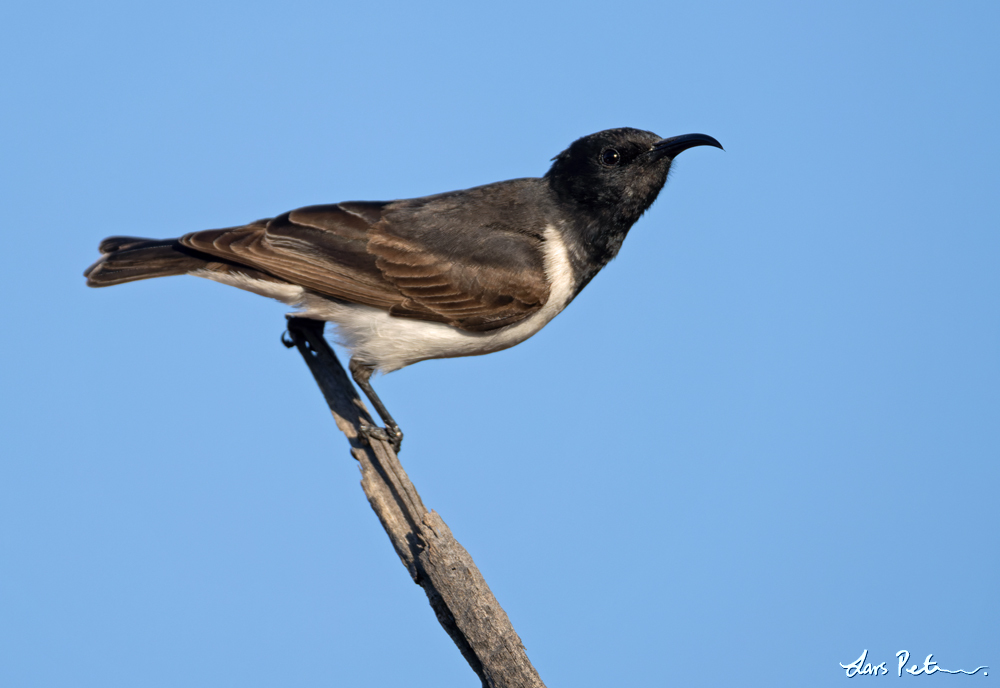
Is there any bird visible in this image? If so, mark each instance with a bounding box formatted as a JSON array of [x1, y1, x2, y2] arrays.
[[85, 127, 722, 451]]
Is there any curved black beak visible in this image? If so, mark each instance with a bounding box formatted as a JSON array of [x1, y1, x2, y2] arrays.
[[650, 133, 724, 161]]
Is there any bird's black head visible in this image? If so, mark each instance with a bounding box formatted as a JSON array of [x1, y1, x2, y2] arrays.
[[546, 127, 722, 232]]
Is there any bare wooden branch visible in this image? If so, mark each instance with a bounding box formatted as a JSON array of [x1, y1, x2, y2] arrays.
[[285, 317, 545, 688]]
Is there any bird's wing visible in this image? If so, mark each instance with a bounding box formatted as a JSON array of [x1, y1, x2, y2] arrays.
[[180, 202, 404, 310], [179, 195, 551, 332]]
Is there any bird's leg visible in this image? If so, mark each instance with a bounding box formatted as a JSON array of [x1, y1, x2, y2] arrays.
[[349, 359, 404, 453]]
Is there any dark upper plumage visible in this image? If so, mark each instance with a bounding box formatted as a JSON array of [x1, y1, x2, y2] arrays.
[[85, 127, 721, 333]]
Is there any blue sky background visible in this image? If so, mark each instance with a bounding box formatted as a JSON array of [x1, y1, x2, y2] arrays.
[[2, 1, 997, 686]]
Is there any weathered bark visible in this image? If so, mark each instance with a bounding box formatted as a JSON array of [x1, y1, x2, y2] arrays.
[[285, 317, 545, 688]]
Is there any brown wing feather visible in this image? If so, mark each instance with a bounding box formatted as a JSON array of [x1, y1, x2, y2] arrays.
[[369, 229, 546, 331], [177, 186, 552, 333], [179, 204, 405, 310], [371, 181, 554, 331]]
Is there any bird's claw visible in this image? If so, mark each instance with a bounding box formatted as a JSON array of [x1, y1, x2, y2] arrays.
[[358, 422, 404, 453], [281, 330, 295, 349]]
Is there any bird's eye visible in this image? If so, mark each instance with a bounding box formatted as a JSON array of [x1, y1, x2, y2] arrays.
[[600, 148, 621, 167]]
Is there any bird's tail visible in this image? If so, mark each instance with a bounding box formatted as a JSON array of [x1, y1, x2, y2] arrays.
[[84, 236, 210, 287]]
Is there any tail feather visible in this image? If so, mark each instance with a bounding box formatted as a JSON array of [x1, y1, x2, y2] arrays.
[[84, 237, 209, 287]]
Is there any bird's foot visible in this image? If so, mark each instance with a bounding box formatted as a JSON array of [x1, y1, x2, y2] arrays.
[[358, 422, 404, 453]]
